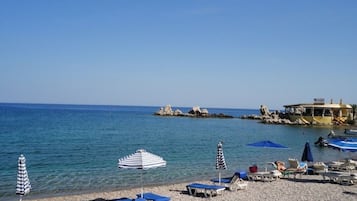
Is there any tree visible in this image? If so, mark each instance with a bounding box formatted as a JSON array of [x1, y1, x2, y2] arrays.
[[352, 104, 357, 120]]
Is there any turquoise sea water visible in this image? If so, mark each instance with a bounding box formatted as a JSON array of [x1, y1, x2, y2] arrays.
[[0, 103, 353, 200]]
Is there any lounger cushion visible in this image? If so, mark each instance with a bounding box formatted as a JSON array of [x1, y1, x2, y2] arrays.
[[210, 178, 232, 183], [186, 183, 226, 197], [187, 183, 226, 190], [137, 192, 170, 201], [235, 171, 247, 179]]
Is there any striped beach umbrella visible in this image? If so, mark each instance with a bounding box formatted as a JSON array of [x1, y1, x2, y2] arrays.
[[16, 154, 31, 201], [118, 149, 166, 198], [216, 141, 227, 185]]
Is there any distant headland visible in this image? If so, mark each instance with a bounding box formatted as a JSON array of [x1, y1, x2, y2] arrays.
[[154, 105, 234, 118]]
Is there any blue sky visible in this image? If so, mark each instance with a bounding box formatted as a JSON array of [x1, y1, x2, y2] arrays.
[[0, 0, 356, 109]]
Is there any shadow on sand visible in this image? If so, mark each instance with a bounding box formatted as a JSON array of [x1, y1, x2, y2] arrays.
[[282, 177, 323, 184], [90, 198, 132, 201], [343, 191, 357, 196]]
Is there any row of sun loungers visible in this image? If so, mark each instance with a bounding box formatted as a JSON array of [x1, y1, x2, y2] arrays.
[[273, 158, 357, 185], [117, 158, 357, 200], [245, 158, 308, 182], [314, 159, 357, 185], [320, 171, 357, 185], [186, 171, 249, 198], [116, 171, 250, 200], [327, 159, 357, 171], [187, 158, 357, 199], [210, 171, 248, 190]]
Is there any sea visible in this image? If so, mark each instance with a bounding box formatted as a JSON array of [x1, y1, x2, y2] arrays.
[[0, 103, 353, 200]]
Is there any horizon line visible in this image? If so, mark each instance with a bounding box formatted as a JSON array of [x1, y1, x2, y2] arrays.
[[0, 101, 265, 111]]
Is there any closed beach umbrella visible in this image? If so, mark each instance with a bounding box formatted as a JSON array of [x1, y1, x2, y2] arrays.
[[118, 149, 166, 198], [16, 154, 31, 201], [301, 142, 313, 162], [216, 141, 227, 185]]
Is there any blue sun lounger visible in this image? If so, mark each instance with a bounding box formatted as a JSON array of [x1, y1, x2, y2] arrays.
[[186, 183, 226, 197], [210, 177, 232, 183], [134, 198, 146, 201], [136, 192, 170, 201]]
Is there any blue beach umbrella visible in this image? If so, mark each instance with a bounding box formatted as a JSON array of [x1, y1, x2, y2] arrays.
[[247, 140, 288, 171], [246, 140, 288, 149], [301, 142, 314, 162]]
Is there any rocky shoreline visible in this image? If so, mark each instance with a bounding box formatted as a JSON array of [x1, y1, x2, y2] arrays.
[[240, 105, 316, 125]]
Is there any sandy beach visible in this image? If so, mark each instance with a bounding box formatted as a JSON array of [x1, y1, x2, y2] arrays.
[[27, 175, 357, 201]]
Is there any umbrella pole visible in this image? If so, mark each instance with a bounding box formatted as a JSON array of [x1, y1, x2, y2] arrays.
[[141, 170, 143, 198], [218, 171, 221, 185], [19, 195, 23, 201], [265, 163, 267, 172]]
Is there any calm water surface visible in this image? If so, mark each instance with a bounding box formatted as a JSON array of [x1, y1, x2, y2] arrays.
[[0, 103, 353, 200]]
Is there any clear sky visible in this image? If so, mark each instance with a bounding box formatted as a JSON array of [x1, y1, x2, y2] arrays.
[[0, 0, 356, 109]]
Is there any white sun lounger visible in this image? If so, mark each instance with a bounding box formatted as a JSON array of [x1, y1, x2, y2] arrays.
[[248, 171, 281, 182], [186, 183, 226, 198]]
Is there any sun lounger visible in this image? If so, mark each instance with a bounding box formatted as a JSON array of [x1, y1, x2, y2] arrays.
[[282, 159, 307, 179], [338, 173, 357, 185], [211, 171, 248, 190], [321, 171, 357, 185], [328, 159, 357, 171], [133, 199, 146, 201], [136, 192, 170, 201], [247, 171, 279, 182], [287, 158, 308, 171], [186, 183, 226, 198], [312, 162, 328, 174], [211, 177, 233, 184], [320, 171, 343, 183]]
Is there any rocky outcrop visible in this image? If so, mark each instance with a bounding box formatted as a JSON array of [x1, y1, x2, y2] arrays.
[[154, 105, 233, 118], [188, 106, 210, 116], [260, 105, 271, 116], [155, 105, 184, 116]]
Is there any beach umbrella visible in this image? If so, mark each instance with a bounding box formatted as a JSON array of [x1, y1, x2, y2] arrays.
[[301, 142, 313, 162], [216, 141, 227, 185], [247, 140, 288, 149], [16, 154, 31, 201], [246, 140, 288, 171], [118, 149, 166, 198]]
